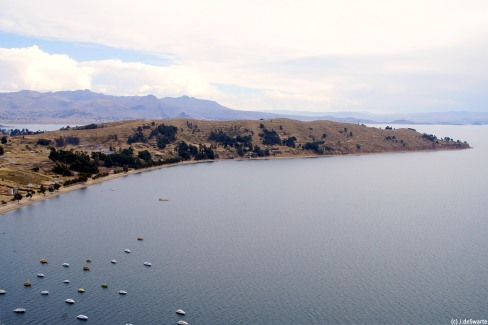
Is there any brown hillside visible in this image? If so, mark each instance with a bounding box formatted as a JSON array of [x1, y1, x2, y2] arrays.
[[0, 118, 469, 206]]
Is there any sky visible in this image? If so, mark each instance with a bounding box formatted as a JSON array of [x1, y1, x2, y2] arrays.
[[0, 0, 487, 113]]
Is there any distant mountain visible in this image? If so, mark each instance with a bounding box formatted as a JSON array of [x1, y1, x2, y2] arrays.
[[0, 90, 280, 123], [259, 110, 488, 125], [0, 90, 487, 124]]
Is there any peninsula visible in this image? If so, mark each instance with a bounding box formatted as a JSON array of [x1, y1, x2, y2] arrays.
[[0, 118, 469, 214]]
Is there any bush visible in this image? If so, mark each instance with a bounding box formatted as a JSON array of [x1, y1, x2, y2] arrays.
[[260, 129, 281, 145], [303, 141, 325, 154], [37, 138, 52, 146]]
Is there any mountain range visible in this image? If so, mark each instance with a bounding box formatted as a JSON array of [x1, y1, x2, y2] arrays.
[[0, 90, 487, 125]]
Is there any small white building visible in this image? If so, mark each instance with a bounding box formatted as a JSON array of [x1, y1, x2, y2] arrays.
[[7, 187, 18, 196]]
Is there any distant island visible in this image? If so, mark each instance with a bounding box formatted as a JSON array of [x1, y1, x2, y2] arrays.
[[0, 118, 469, 214]]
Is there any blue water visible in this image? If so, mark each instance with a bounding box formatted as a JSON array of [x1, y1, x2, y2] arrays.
[[1, 125, 487, 324]]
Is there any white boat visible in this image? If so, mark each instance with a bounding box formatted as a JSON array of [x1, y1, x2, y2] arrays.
[[37, 273, 45, 278], [111, 260, 117, 264], [62, 263, 69, 267], [13, 308, 26, 313], [118, 290, 127, 295], [143, 261, 152, 266], [124, 249, 131, 253], [176, 309, 186, 315], [177, 321, 189, 325], [77, 315, 88, 320], [65, 298, 75, 304], [41, 290, 49, 295], [63, 279, 70, 283], [0, 289, 6, 294]]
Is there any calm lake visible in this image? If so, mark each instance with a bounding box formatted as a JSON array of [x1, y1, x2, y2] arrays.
[[1, 125, 487, 324]]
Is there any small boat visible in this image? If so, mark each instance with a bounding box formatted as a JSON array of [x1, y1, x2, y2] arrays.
[[137, 237, 144, 241], [62, 263, 70, 267], [65, 298, 75, 304], [40, 258, 48, 264], [24, 281, 32, 287], [83, 265, 90, 271], [124, 249, 131, 253], [177, 321, 189, 325], [159, 198, 169, 201], [101, 283, 108, 288], [13, 308, 26, 313], [63, 279, 70, 283], [41, 290, 49, 295], [111, 260, 117, 264], [118, 290, 127, 295], [37, 273, 45, 278], [176, 309, 186, 315], [77, 315, 88, 320], [0, 289, 6, 294], [143, 261, 152, 266], [86, 259, 92, 263], [78, 288, 85, 293]]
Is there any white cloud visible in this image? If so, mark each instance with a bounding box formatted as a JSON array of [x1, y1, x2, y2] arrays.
[[0, 46, 91, 91], [82, 59, 221, 99], [0, 0, 487, 113], [0, 46, 222, 100]]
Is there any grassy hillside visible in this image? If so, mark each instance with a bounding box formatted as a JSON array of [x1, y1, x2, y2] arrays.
[[0, 118, 469, 204]]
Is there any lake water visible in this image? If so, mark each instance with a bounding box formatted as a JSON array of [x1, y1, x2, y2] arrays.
[[1, 125, 487, 324], [0, 124, 72, 132]]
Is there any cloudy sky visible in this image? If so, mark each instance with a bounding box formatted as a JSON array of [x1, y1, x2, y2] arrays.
[[0, 0, 487, 113]]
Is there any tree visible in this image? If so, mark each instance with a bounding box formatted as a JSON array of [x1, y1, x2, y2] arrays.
[[13, 193, 23, 202], [0, 146, 3, 155], [26, 190, 34, 199], [137, 150, 152, 161], [283, 136, 297, 148], [53, 183, 61, 191], [38, 185, 47, 196], [1, 136, 7, 144]]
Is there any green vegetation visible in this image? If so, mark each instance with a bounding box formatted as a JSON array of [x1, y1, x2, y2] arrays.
[[150, 124, 178, 149], [55, 136, 80, 147], [282, 136, 297, 148], [36, 138, 52, 146], [75, 123, 98, 130], [260, 128, 281, 145], [252, 145, 270, 157], [422, 133, 438, 142], [127, 126, 147, 144], [49, 148, 99, 174], [63, 174, 89, 186], [208, 130, 252, 147]]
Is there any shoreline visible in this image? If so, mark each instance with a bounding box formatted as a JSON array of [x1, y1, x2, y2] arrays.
[[0, 159, 204, 215], [0, 146, 470, 216]]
